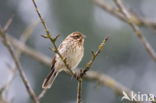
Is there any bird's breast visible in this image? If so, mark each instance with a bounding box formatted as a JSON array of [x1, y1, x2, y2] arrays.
[[67, 46, 84, 69], [55, 44, 84, 71]]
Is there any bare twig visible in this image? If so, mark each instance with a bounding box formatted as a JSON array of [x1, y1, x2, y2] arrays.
[[94, 0, 156, 61], [0, 18, 39, 103], [113, 0, 156, 61], [38, 89, 47, 100], [31, 0, 77, 99], [0, 86, 8, 103], [75, 35, 109, 103], [1, 67, 17, 91], [76, 79, 82, 103], [8, 35, 51, 66], [10, 21, 39, 86], [3, 15, 14, 32], [0, 67, 17, 103], [31, 0, 74, 75], [93, 0, 127, 22], [0, 22, 38, 103], [80, 36, 109, 77], [93, 0, 156, 30], [16, 21, 38, 57], [0, 16, 16, 94]]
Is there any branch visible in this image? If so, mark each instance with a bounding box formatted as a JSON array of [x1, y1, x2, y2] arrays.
[[31, 0, 74, 76], [80, 36, 109, 77], [0, 21, 38, 103], [31, 0, 82, 99], [38, 89, 47, 100], [5, 35, 50, 100], [84, 71, 139, 102], [94, 0, 156, 61], [76, 36, 109, 103], [76, 79, 82, 103], [0, 19, 39, 103], [93, 0, 156, 30], [16, 21, 38, 57], [113, 0, 156, 61], [8, 34, 51, 66]]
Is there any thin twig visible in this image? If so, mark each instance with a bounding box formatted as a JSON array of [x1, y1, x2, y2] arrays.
[[93, 0, 126, 22], [75, 35, 109, 103], [93, 0, 156, 30], [38, 89, 47, 100], [80, 36, 109, 77], [16, 21, 38, 57], [8, 34, 51, 66], [3, 15, 14, 32], [31, 0, 49, 35], [0, 67, 17, 103], [113, 0, 156, 61], [11, 21, 38, 71], [31, 0, 76, 99], [0, 22, 38, 103], [31, 0, 74, 75], [0, 85, 9, 103], [94, 0, 156, 61], [0, 18, 39, 103], [76, 79, 82, 103], [0, 16, 16, 96]]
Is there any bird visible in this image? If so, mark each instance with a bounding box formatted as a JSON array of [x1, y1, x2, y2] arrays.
[[42, 32, 85, 89]]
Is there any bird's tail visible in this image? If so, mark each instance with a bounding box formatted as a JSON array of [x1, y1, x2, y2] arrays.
[[42, 68, 59, 89]]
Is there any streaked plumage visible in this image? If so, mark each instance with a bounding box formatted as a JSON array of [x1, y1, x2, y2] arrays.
[[42, 32, 85, 89]]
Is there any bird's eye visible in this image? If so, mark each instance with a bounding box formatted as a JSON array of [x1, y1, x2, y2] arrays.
[[72, 35, 80, 39]]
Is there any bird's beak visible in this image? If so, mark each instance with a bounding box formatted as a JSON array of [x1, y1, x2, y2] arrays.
[[82, 34, 86, 38]]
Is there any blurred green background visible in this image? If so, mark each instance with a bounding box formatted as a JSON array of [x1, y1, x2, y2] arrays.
[[0, 0, 156, 103]]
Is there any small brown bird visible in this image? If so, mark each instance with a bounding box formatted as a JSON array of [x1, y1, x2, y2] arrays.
[[42, 32, 85, 89]]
